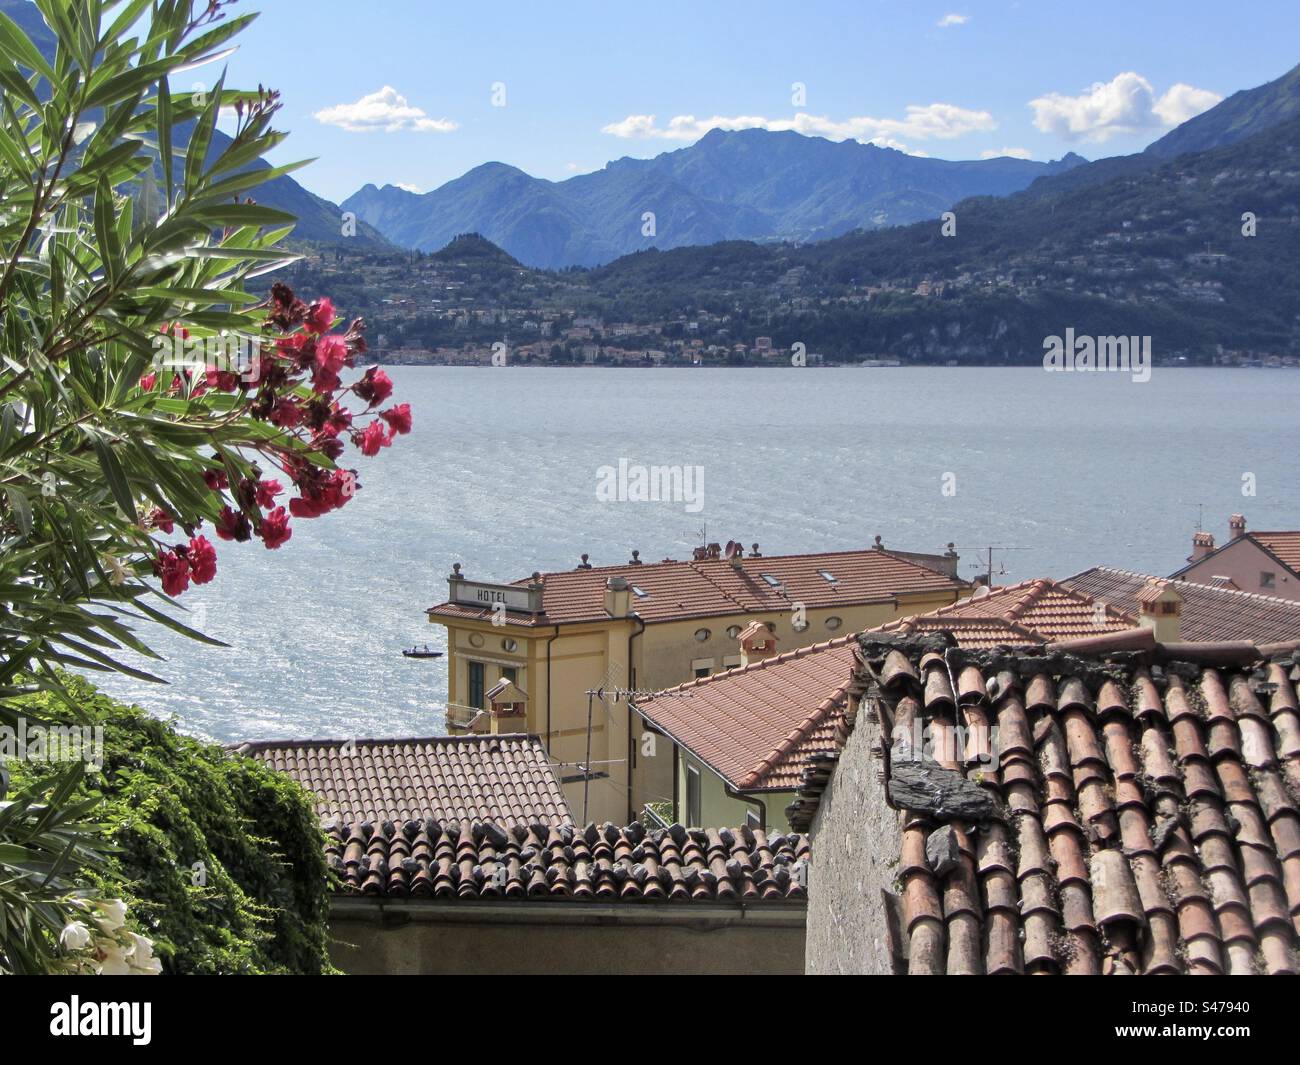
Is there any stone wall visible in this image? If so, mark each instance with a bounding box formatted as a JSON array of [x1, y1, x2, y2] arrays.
[[804, 704, 903, 975]]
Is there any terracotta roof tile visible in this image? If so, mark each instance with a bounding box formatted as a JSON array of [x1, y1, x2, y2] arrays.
[[1250, 532, 1300, 573], [428, 547, 962, 628], [855, 633, 1300, 975], [873, 578, 1135, 648], [633, 636, 860, 791], [325, 819, 811, 903], [1065, 567, 1300, 643], [237, 734, 572, 827]]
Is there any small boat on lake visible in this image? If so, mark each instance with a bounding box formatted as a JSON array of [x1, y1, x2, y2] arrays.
[[402, 645, 443, 659]]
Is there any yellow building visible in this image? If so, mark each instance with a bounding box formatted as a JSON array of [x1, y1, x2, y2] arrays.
[[427, 542, 966, 825]]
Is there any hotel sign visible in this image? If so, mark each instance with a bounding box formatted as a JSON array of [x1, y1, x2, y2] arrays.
[[450, 578, 539, 614]]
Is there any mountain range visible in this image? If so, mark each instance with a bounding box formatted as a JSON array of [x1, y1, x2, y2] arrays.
[[340, 58, 1300, 270], [343, 132, 1086, 267]]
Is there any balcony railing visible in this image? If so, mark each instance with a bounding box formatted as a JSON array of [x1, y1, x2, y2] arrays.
[[445, 703, 487, 733]]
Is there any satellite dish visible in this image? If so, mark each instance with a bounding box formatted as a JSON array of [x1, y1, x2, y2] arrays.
[[971, 585, 991, 600]]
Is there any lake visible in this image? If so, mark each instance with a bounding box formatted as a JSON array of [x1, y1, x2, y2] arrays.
[[88, 365, 1300, 743]]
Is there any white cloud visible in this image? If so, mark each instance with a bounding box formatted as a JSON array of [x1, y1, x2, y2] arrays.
[[601, 103, 995, 146], [313, 87, 458, 134], [937, 13, 969, 27], [1029, 72, 1220, 142], [980, 146, 1032, 159], [1153, 83, 1223, 126], [393, 182, 423, 194]]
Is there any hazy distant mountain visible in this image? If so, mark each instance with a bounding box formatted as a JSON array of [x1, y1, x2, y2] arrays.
[[343, 130, 1085, 267], [1, 0, 387, 249]]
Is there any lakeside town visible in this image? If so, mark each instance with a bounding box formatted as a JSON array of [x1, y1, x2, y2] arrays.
[[286, 241, 1300, 368]]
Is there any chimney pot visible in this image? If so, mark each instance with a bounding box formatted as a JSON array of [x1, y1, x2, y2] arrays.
[[1228, 513, 1246, 538], [1137, 578, 1183, 642], [737, 620, 778, 667]]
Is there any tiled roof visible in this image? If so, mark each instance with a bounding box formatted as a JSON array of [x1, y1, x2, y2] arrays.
[[237, 734, 572, 828], [1171, 529, 1300, 581], [1065, 566, 1300, 643], [326, 819, 810, 902], [873, 578, 1135, 648], [855, 632, 1300, 975], [633, 636, 861, 791], [1253, 531, 1300, 573], [428, 546, 962, 628]]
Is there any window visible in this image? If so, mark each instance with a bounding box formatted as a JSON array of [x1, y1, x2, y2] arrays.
[[694, 627, 711, 642], [1261, 571, 1277, 589], [468, 661, 485, 708], [501, 666, 517, 684], [502, 637, 518, 652], [631, 585, 649, 598], [746, 808, 763, 831], [761, 573, 782, 588], [726, 624, 742, 639], [825, 615, 842, 630], [691, 657, 715, 678], [818, 569, 837, 583], [686, 766, 702, 826]]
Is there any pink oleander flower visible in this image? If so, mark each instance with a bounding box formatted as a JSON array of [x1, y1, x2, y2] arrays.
[[187, 535, 217, 584]]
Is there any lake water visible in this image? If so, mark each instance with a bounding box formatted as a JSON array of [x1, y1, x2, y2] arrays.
[[89, 366, 1300, 744]]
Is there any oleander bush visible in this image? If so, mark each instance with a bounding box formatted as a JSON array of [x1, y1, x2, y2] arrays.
[[0, 1, 406, 972]]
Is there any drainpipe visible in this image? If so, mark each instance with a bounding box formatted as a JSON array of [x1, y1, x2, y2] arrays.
[[724, 784, 768, 830], [543, 625, 560, 750], [625, 612, 646, 823]]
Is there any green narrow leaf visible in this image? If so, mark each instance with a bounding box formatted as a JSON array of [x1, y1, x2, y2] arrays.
[[89, 436, 136, 520], [0, 12, 58, 83], [93, 176, 120, 287], [4, 486, 32, 538], [157, 74, 172, 205]]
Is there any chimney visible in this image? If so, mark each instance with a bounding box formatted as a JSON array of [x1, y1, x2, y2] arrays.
[[737, 620, 778, 667], [1228, 513, 1246, 540], [604, 575, 632, 618], [1189, 531, 1215, 562], [942, 542, 959, 578], [1137, 578, 1183, 643], [486, 678, 528, 734]]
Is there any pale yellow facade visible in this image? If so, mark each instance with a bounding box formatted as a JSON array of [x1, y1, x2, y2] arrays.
[[676, 750, 799, 834], [431, 587, 960, 826]]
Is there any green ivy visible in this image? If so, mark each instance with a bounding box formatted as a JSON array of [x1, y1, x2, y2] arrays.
[[9, 674, 335, 974]]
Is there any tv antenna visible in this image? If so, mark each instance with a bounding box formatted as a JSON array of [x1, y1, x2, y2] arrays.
[[952, 545, 1030, 586]]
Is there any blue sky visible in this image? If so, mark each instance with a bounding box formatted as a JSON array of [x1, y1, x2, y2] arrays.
[[209, 0, 1300, 203]]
